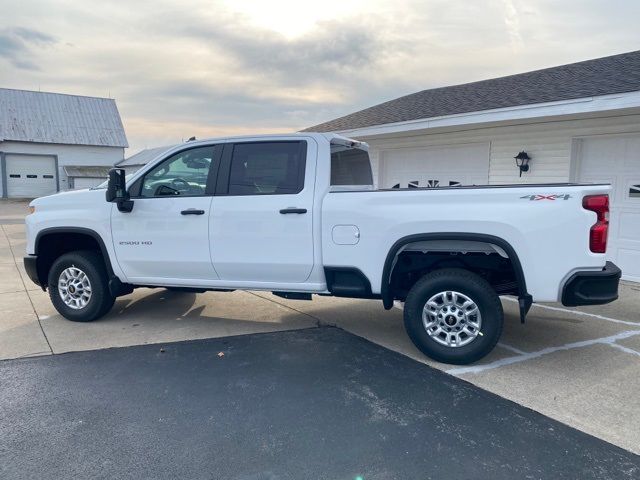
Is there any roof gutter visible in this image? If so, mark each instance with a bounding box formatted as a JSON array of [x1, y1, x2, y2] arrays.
[[331, 90, 640, 138]]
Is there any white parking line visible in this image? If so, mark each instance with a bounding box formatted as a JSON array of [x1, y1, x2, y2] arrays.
[[609, 343, 640, 357], [399, 297, 638, 327], [497, 342, 527, 355], [446, 329, 640, 376], [502, 297, 639, 327], [394, 298, 640, 371]]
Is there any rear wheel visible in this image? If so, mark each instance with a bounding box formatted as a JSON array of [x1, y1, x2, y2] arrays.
[[403, 268, 503, 365], [48, 251, 115, 322]]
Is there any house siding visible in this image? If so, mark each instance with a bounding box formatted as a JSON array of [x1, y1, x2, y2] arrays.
[[0, 141, 123, 196], [359, 114, 640, 187]]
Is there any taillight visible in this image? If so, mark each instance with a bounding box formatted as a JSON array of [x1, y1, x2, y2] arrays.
[[583, 195, 609, 253]]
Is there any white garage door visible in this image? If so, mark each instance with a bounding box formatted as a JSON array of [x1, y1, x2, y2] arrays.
[[5, 155, 58, 198], [577, 135, 640, 282], [379, 143, 490, 189], [72, 177, 104, 190]]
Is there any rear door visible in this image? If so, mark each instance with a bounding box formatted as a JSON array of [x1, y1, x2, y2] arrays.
[[210, 140, 316, 283]]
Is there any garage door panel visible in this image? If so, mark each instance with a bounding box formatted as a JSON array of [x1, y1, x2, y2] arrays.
[[380, 143, 489, 189], [5, 155, 57, 198], [577, 135, 640, 281], [623, 137, 640, 170], [622, 178, 640, 206], [578, 139, 616, 172], [618, 211, 640, 243], [618, 249, 640, 282]]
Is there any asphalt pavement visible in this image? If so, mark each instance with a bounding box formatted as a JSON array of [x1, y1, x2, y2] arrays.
[[1, 327, 638, 480]]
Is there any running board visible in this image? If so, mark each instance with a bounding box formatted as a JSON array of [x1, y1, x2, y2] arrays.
[[272, 292, 312, 301]]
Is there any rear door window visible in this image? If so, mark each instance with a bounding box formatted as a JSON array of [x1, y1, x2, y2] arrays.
[[227, 141, 307, 195]]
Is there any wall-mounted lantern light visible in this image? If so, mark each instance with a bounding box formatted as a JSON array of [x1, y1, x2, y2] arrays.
[[514, 151, 531, 177]]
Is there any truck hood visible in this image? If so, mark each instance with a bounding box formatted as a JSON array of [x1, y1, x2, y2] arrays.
[[30, 188, 106, 208]]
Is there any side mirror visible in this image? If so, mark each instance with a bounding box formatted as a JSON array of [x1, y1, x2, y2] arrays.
[[106, 168, 134, 212], [106, 168, 126, 202]]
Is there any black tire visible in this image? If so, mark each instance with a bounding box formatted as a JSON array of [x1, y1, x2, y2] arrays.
[[48, 250, 116, 322], [403, 268, 503, 365]]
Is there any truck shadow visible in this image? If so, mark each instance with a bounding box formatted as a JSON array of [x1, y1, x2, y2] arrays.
[[110, 288, 199, 319]]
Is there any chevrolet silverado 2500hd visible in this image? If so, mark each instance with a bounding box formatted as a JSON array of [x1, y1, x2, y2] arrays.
[[23, 133, 621, 364]]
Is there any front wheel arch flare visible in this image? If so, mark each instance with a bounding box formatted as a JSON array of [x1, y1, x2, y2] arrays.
[[34, 227, 115, 287]]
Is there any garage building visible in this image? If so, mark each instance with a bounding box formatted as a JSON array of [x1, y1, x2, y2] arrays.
[[306, 51, 640, 282], [0, 88, 127, 198]]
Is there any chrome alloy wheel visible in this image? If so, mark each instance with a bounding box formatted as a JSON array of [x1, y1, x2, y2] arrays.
[[422, 291, 482, 348], [58, 266, 92, 310]]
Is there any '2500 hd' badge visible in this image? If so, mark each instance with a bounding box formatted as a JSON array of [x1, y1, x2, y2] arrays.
[[520, 194, 572, 201]]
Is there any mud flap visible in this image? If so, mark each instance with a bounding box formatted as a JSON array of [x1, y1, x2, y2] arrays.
[[518, 294, 533, 323]]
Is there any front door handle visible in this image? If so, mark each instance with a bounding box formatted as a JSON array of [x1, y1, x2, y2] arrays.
[[181, 209, 205, 215], [279, 208, 307, 214]]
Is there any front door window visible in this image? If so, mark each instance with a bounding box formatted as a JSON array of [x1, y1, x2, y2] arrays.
[[140, 147, 214, 197]]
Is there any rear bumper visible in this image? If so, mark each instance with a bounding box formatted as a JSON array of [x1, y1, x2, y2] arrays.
[[561, 261, 621, 307], [23, 255, 40, 286]]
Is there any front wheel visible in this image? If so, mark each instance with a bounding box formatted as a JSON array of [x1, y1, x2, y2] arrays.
[[48, 251, 116, 322], [403, 268, 503, 365]]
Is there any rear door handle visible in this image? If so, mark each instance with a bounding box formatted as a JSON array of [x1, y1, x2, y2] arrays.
[[279, 208, 307, 214], [181, 209, 205, 215]]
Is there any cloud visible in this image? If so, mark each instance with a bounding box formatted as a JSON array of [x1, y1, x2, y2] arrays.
[[0, 27, 55, 70], [12, 27, 56, 44], [501, 0, 524, 51], [1, 0, 639, 152], [152, 8, 391, 98], [191, 19, 382, 81]]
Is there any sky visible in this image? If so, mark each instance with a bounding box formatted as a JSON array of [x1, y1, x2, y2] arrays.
[[1, 0, 639, 154]]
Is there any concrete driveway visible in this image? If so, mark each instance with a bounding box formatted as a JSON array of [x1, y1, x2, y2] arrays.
[[1, 199, 639, 455]]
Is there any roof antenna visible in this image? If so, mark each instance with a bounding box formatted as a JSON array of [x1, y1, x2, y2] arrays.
[[187, 136, 196, 142]]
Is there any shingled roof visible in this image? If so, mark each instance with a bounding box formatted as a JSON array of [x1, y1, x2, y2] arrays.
[[304, 50, 640, 133]]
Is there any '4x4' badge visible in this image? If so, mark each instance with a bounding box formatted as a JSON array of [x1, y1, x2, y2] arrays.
[[520, 194, 572, 201]]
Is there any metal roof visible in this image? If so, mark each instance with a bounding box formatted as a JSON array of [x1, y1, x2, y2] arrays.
[[0, 88, 128, 147], [63, 165, 112, 178], [116, 144, 176, 167], [304, 50, 640, 133]]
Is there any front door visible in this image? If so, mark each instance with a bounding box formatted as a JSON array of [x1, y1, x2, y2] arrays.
[[210, 140, 315, 283], [111, 145, 220, 283]]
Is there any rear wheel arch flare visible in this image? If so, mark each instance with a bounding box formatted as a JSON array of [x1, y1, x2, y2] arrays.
[[381, 233, 528, 309]]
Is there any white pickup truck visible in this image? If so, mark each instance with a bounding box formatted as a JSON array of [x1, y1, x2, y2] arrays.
[[24, 133, 621, 364]]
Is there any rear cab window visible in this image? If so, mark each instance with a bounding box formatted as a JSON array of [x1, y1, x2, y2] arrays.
[[330, 144, 373, 191]]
